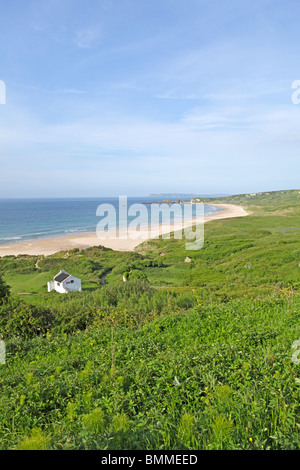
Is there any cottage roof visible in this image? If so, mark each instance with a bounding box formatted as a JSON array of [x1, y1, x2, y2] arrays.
[[54, 271, 71, 283]]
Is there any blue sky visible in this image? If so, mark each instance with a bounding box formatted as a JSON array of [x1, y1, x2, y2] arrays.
[[0, 0, 300, 197]]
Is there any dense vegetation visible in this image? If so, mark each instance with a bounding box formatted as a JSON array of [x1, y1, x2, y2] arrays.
[[0, 189, 299, 450]]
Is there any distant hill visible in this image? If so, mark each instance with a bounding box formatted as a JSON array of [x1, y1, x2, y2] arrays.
[[148, 193, 231, 198], [190, 189, 300, 216]]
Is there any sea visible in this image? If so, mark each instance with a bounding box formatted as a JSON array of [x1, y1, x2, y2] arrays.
[[0, 197, 223, 246]]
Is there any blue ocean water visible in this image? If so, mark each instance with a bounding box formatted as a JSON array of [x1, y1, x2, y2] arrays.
[[0, 197, 222, 245]]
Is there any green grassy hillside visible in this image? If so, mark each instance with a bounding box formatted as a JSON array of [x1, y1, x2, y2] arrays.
[[192, 189, 300, 216], [0, 189, 299, 450]]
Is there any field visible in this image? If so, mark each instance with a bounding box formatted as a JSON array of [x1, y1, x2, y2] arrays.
[[0, 190, 299, 450]]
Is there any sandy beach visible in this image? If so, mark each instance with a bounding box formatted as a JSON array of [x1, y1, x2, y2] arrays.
[[0, 203, 248, 257]]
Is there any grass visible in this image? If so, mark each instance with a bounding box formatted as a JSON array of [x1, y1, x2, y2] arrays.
[[0, 294, 299, 450]]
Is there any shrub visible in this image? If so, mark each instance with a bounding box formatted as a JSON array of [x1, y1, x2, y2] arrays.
[[176, 293, 196, 309], [0, 297, 54, 339], [129, 270, 148, 282], [0, 274, 10, 304]]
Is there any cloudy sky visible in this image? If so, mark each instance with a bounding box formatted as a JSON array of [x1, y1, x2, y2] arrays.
[[0, 0, 300, 197]]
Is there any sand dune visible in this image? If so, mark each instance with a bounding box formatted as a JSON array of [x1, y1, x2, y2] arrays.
[[0, 203, 248, 257]]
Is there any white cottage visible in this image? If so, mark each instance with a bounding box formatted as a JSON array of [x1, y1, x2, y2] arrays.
[[47, 270, 81, 294]]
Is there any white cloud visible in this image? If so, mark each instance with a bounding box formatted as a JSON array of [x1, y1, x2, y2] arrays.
[[74, 26, 101, 48], [53, 88, 87, 95]]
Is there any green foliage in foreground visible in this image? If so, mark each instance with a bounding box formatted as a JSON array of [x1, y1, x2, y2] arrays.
[[0, 293, 299, 450]]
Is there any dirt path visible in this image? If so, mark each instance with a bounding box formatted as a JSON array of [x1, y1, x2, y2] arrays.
[[101, 270, 112, 286], [35, 258, 42, 269]]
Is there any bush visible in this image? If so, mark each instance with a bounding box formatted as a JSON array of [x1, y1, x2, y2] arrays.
[[176, 293, 196, 309], [0, 274, 10, 304], [111, 263, 133, 275], [0, 297, 54, 339], [129, 270, 148, 282]]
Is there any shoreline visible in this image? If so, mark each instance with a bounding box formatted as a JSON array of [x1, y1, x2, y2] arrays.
[[0, 203, 248, 257]]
